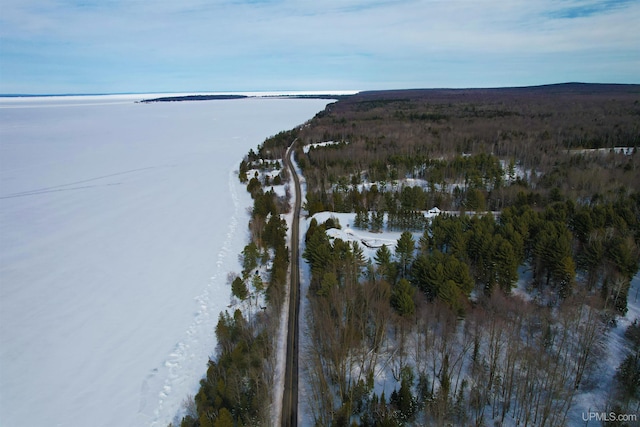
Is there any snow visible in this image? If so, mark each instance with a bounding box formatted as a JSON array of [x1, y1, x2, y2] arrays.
[[0, 91, 356, 109], [511, 264, 534, 302], [568, 272, 640, 425], [305, 210, 456, 261], [245, 160, 290, 199], [512, 268, 640, 426], [270, 144, 296, 426], [270, 184, 289, 199], [356, 178, 429, 193], [302, 140, 348, 153], [499, 159, 532, 183], [286, 152, 317, 427], [569, 147, 636, 156], [0, 95, 331, 427]]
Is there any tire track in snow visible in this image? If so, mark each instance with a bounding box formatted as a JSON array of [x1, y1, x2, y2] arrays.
[[0, 183, 123, 198], [0, 166, 172, 199], [142, 167, 241, 427]]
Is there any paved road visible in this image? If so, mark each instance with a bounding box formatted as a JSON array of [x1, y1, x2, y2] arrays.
[[282, 139, 301, 427]]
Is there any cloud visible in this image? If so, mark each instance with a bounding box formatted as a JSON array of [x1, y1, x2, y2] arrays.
[[546, 0, 635, 18], [1, 0, 638, 93]]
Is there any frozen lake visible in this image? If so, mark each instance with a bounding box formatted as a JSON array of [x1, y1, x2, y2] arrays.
[[0, 95, 330, 427]]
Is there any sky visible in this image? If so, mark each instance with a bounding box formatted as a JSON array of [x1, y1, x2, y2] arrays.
[[0, 0, 638, 94]]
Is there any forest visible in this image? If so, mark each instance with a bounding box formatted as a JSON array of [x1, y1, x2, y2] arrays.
[[177, 84, 640, 426], [297, 84, 640, 426], [296, 84, 639, 211]]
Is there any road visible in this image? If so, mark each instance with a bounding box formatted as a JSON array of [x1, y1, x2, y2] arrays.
[[282, 139, 301, 427]]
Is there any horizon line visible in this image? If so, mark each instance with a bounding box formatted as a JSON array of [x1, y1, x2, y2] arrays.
[[2, 82, 639, 98], [0, 89, 362, 98]]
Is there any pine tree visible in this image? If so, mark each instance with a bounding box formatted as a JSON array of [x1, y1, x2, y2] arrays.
[[555, 256, 576, 298], [391, 368, 416, 420], [391, 279, 415, 316], [318, 272, 338, 296], [246, 176, 261, 197], [241, 242, 260, 276], [438, 279, 461, 313], [354, 209, 369, 229], [492, 236, 519, 293], [395, 231, 415, 278], [370, 209, 385, 232], [231, 277, 249, 300], [374, 244, 396, 283], [466, 188, 486, 211], [412, 253, 444, 301], [213, 408, 234, 427], [238, 160, 249, 183], [199, 411, 215, 427]]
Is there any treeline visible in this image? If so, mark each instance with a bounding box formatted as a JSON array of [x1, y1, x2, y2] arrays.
[[238, 130, 298, 187], [302, 153, 509, 214], [301, 148, 639, 215], [426, 198, 639, 311], [251, 129, 299, 161], [354, 209, 428, 233], [177, 134, 292, 427], [296, 85, 640, 209]]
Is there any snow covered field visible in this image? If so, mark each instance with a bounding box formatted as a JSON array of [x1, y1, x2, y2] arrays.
[[0, 95, 330, 427]]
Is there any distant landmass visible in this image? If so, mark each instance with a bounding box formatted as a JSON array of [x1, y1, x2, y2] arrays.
[[140, 93, 353, 103], [139, 94, 248, 103]]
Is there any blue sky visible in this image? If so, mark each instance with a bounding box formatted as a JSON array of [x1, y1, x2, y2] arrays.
[[0, 0, 638, 94]]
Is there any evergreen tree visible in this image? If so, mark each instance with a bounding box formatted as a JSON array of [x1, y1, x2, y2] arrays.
[[579, 232, 605, 287], [199, 411, 215, 427], [391, 367, 416, 420], [555, 256, 576, 299], [412, 251, 472, 311], [374, 244, 396, 284], [492, 236, 519, 294], [304, 192, 325, 215], [246, 175, 261, 197], [318, 272, 338, 296], [350, 241, 367, 280], [412, 253, 444, 301], [213, 408, 234, 427], [533, 220, 575, 295], [448, 227, 468, 261], [354, 209, 369, 229], [238, 160, 249, 183], [370, 210, 385, 232], [241, 242, 260, 276], [391, 278, 415, 316], [438, 279, 459, 309], [466, 188, 486, 211], [395, 231, 415, 278], [231, 277, 248, 301]]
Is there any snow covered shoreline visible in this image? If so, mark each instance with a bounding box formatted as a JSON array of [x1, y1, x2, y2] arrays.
[[0, 96, 331, 427]]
